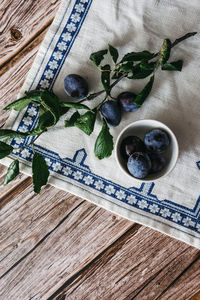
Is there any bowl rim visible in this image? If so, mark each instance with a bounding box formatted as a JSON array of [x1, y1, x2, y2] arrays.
[[115, 119, 179, 182]]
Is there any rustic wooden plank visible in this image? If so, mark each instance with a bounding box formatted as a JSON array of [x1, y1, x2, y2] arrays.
[[159, 256, 200, 300], [0, 164, 28, 206], [0, 201, 134, 299], [50, 226, 199, 300], [0, 26, 48, 127], [190, 292, 200, 300], [0, 2, 199, 299], [0, 0, 61, 66], [0, 182, 84, 276]]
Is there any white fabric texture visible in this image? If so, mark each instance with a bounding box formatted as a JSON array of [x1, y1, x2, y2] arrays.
[[2, 0, 200, 248]]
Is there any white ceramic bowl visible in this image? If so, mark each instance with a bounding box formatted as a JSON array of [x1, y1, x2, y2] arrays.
[[115, 119, 179, 181]]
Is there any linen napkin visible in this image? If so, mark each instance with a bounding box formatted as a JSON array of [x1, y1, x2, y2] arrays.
[[2, 0, 200, 248]]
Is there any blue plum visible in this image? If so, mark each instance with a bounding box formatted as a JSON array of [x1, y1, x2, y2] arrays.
[[117, 91, 139, 112], [127, 152, 151, 179], [149, 153, 166, 173], [64, 74, 89, 99], [144, 128, 170, 153], [120, 136, 146, 159], [100, 100, 121, 127]]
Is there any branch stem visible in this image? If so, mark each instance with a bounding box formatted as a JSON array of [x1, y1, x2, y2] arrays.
[[17, 131, 44, 157], [78, 72, 128, 103], [152, 31, 197, 59]]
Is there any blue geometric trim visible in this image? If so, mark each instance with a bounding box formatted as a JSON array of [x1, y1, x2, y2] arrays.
[[14, 0, 93, 147], [10, 144, 200, 234], [8, 0, 200, 236]]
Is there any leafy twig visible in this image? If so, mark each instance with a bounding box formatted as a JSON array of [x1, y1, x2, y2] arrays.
[[0, 31, 197, 193]]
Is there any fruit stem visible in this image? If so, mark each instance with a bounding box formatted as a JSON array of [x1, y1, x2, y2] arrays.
[[77, 73, 128, 104], [96, 94, 108, 111]]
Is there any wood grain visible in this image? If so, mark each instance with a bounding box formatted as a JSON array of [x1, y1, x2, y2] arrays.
[[0, 201, 134, 299], [160, 256, 200, 300], [0, 165, 27, 204], [0, 182, 83, 276], [0, 26, 48, 127], [49, 226, 199, 300], [0, 0, 199, 299], [0, 0, 61, 67], [190, 292, 200, 300]]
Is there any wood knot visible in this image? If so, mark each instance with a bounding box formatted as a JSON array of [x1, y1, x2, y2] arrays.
[[10, 27, 22, 41]]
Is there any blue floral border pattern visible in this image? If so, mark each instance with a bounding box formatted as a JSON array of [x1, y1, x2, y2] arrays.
[[10, 0, 200, 235]]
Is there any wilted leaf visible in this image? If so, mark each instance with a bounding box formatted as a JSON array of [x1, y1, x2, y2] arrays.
[[158, 39, 171, 65]]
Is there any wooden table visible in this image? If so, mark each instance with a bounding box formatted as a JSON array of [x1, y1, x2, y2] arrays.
[[0, 1, 200, 299]]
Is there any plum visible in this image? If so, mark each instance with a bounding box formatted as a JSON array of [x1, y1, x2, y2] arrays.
[[144, 128, 170, 153], [117, 91, 139, 112], [64, 74, 89, 99], [149, 153, 166, 173], [127, 152, 151, 179], [100, 100, 121, 127], [120, 136, 146, 159]]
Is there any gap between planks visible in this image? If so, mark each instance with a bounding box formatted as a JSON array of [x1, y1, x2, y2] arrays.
[[49, 227, 199, 300]]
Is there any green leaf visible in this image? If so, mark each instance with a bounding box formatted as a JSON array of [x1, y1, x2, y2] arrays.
[[65, 111, 80, 127], [7, 90, 61, 125], [4, 97, 34, 111], [108, 44, 119, 63], [25, 90, 42, 100], [74, 111, 96, 135], [111, 71, 124, 80], [94, 120, 113, 160], [27, 128, 44, 136], [133, 75, 154, 107], [140, 60, 156, 71], [161, 60, 183, 71], [38, 110, 55, 129], [59, 106, 70, 117], [119, 62, 134, 73], [28, 110, 55, 135], [38, 106, 46, 117], [0, 129, 27, 142], [121, 50, 154, 63], [4, 90, 43, 111], [128, 66, 153, 79], [4, 160, 19, 185], [60, 102, 90, 110], [90, 49, 108, 66], [101, 64, 111, 94], [0, 141, 13, 159], [32, 152, 50, 194], [158, 39, 171, 65], [40, 91, 60, 125]]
